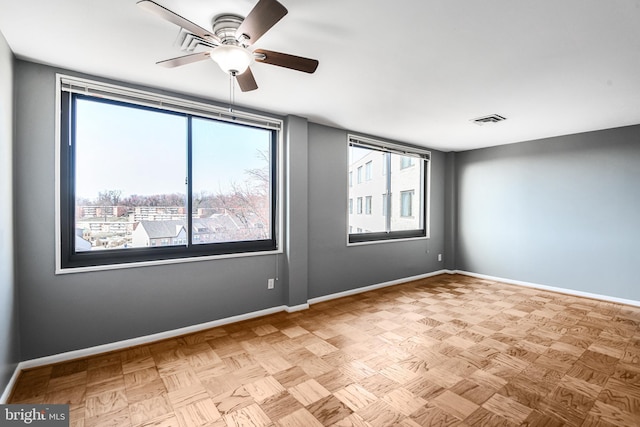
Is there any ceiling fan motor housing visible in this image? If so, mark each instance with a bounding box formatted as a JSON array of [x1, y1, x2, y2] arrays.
[[212, 14, 245, 45]]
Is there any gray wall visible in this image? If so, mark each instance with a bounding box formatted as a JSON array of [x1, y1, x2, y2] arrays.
[[0, 30, 19, 396], [307, 124, 447, 298], [14, 60, 447, 359], [456, 125, 640, 300]]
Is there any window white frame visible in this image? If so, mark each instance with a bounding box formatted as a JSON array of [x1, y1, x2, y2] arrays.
[[347, 134, 430, 245], [55, 74, 283, 273]]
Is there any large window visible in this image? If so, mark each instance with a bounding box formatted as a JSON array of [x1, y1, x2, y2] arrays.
[[57, 76, 280, 270], [347, 135, 429, 244]]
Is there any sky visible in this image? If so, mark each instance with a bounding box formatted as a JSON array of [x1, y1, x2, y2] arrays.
[[74, 97, 271, 200]]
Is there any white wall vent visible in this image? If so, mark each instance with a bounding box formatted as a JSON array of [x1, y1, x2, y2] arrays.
[[472, 114, 507, 125]]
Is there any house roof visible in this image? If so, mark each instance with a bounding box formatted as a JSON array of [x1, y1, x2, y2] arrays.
[[137, 216, 247, 239], [138, 220, 186, 239]]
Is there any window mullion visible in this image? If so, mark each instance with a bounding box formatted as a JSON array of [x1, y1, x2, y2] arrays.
[[186, 116, 193, 247], [385, 152, 391, 233]]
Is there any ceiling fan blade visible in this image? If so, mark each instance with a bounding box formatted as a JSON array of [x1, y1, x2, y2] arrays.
[[254, 49, 319, 74], [137, 0, 217, 42], [156, 51, 211, 68], [236, 68, 259, 92], [235, 0, 288, 45]]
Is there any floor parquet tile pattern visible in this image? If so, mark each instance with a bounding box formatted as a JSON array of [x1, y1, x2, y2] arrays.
[[9, 274, 640, 426]]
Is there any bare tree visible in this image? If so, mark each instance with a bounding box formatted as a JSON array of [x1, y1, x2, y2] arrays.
[[96, 189, 122, 205]]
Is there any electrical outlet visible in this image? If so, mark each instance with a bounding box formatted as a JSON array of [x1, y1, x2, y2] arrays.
[[267, 278, 275, 289], [438, 254, 442, 262]]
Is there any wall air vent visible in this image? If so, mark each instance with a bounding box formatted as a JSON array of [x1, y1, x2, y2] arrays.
[[472, 114, 507, 126]]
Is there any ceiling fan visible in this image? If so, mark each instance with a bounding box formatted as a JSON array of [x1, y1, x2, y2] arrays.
[[137, 0, 319, 92]]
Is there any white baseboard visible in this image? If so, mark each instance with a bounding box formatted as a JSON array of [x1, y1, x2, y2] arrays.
[[308, 269, 449, 305], [454, 270, 640, 307], [285, 304, 309, 313]]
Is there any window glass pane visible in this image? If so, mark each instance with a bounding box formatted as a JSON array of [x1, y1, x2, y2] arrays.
[[74, 98, 187, 251], [192, 117, 272, 244], [348, 142, 425, 241], [61, 84, 280, 270], [390, 153, 421, 231], [348, 145, 387, 234]]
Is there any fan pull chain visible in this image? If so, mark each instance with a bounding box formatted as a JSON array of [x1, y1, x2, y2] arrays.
[[228, 71, 236, 113]]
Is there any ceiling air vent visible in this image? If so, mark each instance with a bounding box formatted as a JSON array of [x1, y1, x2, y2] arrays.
[[178, 29, 216, 52], [472, 114, 507, 126]]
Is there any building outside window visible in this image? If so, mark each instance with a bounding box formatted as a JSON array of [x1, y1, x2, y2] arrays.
[[400, 156, 414, 169], [400, 190, 414, 217], [365, 196, 372, 214], [365, 161, 372, 181]]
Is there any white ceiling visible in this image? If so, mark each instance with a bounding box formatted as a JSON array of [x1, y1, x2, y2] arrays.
[[1, 0, 640, 151]]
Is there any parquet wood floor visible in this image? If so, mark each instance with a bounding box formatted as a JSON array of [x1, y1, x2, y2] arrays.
[[8, 274, 640, 426]]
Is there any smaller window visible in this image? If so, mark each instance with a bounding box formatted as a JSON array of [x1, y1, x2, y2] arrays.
[[349, 198, 353, 214], [349, 171, 353, 187], [357, 166, 363, 183], [348, 135, 429, 244]]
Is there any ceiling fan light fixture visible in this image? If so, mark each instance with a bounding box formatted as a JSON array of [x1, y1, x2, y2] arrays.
[[210, 45, 253, 74]]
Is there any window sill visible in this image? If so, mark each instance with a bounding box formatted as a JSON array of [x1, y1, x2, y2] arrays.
[[346, 234, 429, 247], [55, 248, 283, 275]]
